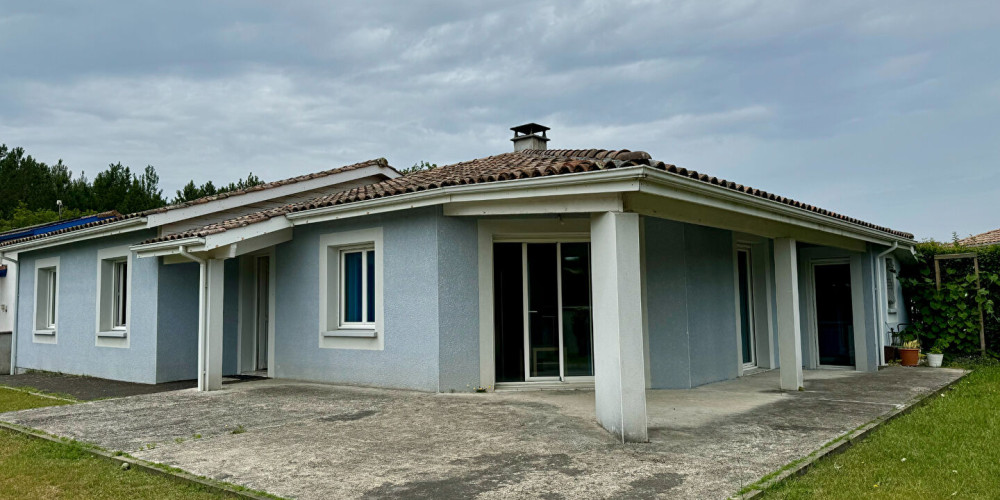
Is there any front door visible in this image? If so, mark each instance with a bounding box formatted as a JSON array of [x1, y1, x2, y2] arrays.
[[255, 256, 269, 371], [493, 242, 594, 383], [814, 263, 855, 366], [736, 247, 756, 369]]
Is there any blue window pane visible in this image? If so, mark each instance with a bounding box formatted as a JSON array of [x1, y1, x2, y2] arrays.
[[343, 252, 363, 323], [366, 250, 375, 323]]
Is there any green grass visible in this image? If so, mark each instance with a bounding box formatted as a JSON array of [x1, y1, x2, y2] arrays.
[[760, 362, 1000, 499], [0, 386, 76, 411], [0, 386, 229, 499]]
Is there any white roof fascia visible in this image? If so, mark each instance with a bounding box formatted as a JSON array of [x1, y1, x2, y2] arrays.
[[132, 216, 293, 258], [638, 168, 914, 247], [144, 164, 393, 228], [0, 218, 148, 253], [141, 164, 914, 257], [198, 216, 293, 252], [131, 237, 206, 258], [284, 168, 645, 225]]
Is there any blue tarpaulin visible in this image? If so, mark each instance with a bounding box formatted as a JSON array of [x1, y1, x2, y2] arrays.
[[0, 214, 117, 245]]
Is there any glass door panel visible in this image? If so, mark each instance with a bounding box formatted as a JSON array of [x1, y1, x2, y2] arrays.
[[561, 242, 594, 377], [736, 249, 755, 367], [526, 243, 560, 379], [493, 243, 525, 383], [814, 263, 855, 366], [494, 241, 595, 383]]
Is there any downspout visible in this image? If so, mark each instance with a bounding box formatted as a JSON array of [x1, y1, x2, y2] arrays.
[[1, 252, 17, 375], [177, 246, 208, 391]]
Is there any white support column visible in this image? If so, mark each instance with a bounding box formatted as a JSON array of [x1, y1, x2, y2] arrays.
[[590, 211, 647, 443], [774, 238, 803, 391], [199, 259, 226, 391]]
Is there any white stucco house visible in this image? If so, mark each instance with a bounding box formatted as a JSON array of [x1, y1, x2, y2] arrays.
[[0, 124, 915, 442]]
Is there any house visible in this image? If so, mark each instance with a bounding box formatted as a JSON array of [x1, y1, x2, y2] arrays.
[[0, 212, 124, 372], [958, 228, 1000, 247], [0, 124, 915, 442]]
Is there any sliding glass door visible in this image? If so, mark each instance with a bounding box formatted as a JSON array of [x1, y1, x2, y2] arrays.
[[494, 241, 594, 383]]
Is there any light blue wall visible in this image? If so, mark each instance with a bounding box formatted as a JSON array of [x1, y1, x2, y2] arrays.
[[273, 207, 445, 391], [155, 261, 199, 382], [644, 217, 739, 389], [16, 230, 160, 383], [436, 215, 480, 392], [859, 245, 879, 371], [644, 218, 692, 388]]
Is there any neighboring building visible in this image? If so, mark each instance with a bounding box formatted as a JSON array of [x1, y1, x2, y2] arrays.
[[0, 212, 124, 372], [958, 228, 1000, 247], [0, 124, 916, 442]]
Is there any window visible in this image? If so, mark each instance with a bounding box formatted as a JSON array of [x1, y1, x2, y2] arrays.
[[41, 268, 57, 328], [33, 257, 60, 337], [96, 246, 131, 341], [318, 228, 383, 348], [340, 247, 375, 326], [111, 259, 128, 328]]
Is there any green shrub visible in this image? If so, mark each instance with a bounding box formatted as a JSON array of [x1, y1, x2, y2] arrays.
[[900, 242, 1000, 358]]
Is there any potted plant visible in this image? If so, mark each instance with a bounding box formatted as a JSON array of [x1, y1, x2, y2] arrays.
[[927, 338, 947, 368], [899, 338, 921, 367]]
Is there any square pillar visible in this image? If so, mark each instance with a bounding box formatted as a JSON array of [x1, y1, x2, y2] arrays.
[[774, 238, 803, 391], [590, 212, 647, 443], [199, 259, 225, 391]]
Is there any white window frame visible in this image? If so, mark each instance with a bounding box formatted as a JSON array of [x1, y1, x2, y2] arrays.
[[96, 246, 132, 347], [318, 228, 384, 350], [338, 246, 376, 329], [33, 257, 60, 342]]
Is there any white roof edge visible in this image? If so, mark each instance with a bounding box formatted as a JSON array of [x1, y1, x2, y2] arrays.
[[639, 168, 914, 246], [144, 165, 913, 254], [283, 166, 910, 246], [0, 217, 148, 253], [144, 163, 393, 229]]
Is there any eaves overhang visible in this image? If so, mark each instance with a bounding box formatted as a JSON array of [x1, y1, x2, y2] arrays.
[[0, 217, 148, 253]]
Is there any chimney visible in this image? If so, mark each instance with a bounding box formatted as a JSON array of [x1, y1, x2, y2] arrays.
[[511, 123, 550, 152]]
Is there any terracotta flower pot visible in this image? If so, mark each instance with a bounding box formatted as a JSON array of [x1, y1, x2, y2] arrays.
[[899, 348, 920, 367]]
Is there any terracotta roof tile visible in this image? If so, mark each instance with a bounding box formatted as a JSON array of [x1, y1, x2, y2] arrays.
[[141, 149, 914, 245], [958, 228, 1000, 247], [0, 159, 391, 249]]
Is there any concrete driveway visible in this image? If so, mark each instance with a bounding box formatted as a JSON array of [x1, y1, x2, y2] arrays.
[[0, 367, 963, 499]]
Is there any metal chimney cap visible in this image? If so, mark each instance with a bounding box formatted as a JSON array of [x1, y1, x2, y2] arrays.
[[510, 123, 550, 137]]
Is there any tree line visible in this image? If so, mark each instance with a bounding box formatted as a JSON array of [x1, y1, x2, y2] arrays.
[[0, 143, 263, 232]]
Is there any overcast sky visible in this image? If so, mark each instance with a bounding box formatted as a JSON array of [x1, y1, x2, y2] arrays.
[[1, 1, 998, 241]]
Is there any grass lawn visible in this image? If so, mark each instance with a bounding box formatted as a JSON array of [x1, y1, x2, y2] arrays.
[[761, 362, 1000, 499], [0, 386, 229, 499]]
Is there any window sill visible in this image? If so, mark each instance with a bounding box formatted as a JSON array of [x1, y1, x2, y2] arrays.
[[323, 329, 378, 338], [33, 329, 56, 336], [97, 330, 128, 339]]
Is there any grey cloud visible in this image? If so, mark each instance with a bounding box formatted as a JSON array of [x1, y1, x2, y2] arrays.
[[0, 0, 998, 239]]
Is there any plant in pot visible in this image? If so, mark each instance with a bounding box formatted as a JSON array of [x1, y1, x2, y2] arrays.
[[898, 337, 921, 367], [927, 338, 948, 368]]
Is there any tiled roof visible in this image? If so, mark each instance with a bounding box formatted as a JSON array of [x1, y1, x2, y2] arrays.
[[142, 148, 914, 245], [0, 211, 133, 248], [0, 159, 391, 249], [151, 157, 395, 212], [0, 210, 122, 239], [958, 228, 1000, 247]]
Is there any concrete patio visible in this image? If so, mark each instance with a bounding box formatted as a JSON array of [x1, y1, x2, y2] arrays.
[[0, 366, 964, 499]]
